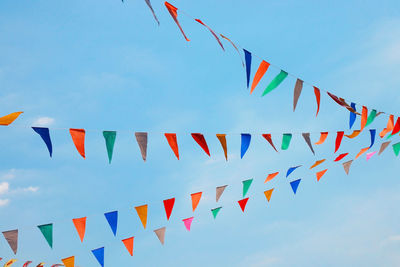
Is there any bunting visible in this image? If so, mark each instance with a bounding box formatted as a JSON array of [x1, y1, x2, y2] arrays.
[[182, 217, 194, 231], [216, 185, 227, 202], [61, 257, 74, 267], [0, 112, 23, 126], [163, 198, 175, 220], [378, 141, 391, 155], [327, 92, 358, 114], [355, 147, 369, 159], [32, 127, 52, 157], [165, 133, 179, 160], [135, 132, 148, 161], [69, 129, 86, 159], [302, 133, 315, 154], [366, 151, 377, 161], [345, 130, 361, 139], [264, 172, 279, 183], [365, 109, 377, 128], [334, 131, 344, 153], [286, 166, 301, 177], [349, 102, 357, 129], [238, 198, 249, 212], [250, 60, 270, 94], [310, 159, 325, 169], [211, 207, 222, 219], [315, 132, 328, 145], [264, 188, 274, 202], [220, 34, 244, 66], [343, 160, 353, 175], [393, 142, 400, 156], [122, 237, 134, 256], [135, 204, 148, 229], [244, 49, 252, 88], [392, 118, 400, 136], [281, 133, 292, 150], [369, 129, 376, 148], [290, 179, 301, 194], [334, 153, 348, 162], [293, 79, 303, 111], [154, 227, 166, 245], [22, 261, 32, 267], [316, 169, 328, 181], [242, 179, 253, 197], [164, 2, 189, 41], [4, 259, 17, 267], [262, 134, 278, 152], [195, 19, 224, 51], [314, 87, 321, 116], [380, 115, 394, 138], [103, 131, 116, 164], [2, 229, 18, 254], [72, 217, 86, 242], [91, 247, 104, 267], [144, 0, 160, 25], [360, 106, 368, 131], [262, 70, 288, 96], [104, 211, 118, 236], [240, 133, 251, 158], [191, 192, 202, 212], [216, 134, 228, 160], [191, 133, 210, 156], [37, 224, 53, 249]]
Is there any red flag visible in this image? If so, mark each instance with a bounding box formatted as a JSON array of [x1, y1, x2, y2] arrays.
[[313, 86, 321, 116], [163, 198, 175, 220], [335, 131, 344, 153], [165, 2, 190, 41], [238, 198, 249, 212], [165, 133, 179, 159], [191, 133, 210, 156], [391, 117, 400, 135], [195, 19, 224, 51], [334, 153, 348, 162], [262, 134, 278, 152], [122, 237, 134, 256]]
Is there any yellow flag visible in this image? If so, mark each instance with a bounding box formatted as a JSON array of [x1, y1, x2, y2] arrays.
[[264, 188, 274, 202], [0, 112, 23, 126], [61, 256, 75, 267], [135, 204, 148, 229]]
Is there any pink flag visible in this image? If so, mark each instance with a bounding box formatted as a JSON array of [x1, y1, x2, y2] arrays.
[[182, 217, 194, 231]]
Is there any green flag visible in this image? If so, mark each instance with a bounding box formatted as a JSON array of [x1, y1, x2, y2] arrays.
[[38, 223, 53, 248], [242, 179, 253, 197], [103, 131, 117, 164], [262, 70, 288, 96], [365, 109, 377, 128], [211, 207, 222, 219], [281, 133, 292, 150], [393, 142, 400, 156]]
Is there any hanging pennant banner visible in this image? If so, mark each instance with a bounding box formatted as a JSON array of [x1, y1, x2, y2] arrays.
[[264, 188, 274, 202], [163, 198, 175, 220], [144, 0, 160, 25], [32, 127, 53, 157], [238, 198, 249, 212], [135, 132, 148, 161], [211, 207, 222, 219], [191, 192, 202, 212], [154, 227, 166, 245], [345, 130, 361, 139], [349, 102, 357, 129], [51, 265, 64, 267], [103, 131, 116, 164], [22, 261, 32, 267], [262, 70, 288, 96], [391, 117, 400, 135], [243, 49, 252, 88], [37, 262, 45, 267], [37, 223, 53, 248], [250, 60, 270, 94], [393, 142, 400, 156], [122, 237, 134, 256], [369, 129, 376, 148], [191, 133, 211, 156], [164, 2, 189, 41], [182, 217, 194, 231], [316, 169, 328, 181], [365, 109, 377, 127], [286, 166, 301, 177], [69, 129, 86, 159], [327, 92, 358, 114], [262, 134, 278, 152], [61, 256, 75, 267], [104, 211, 118, 236], [378, 141, 391, 155], [356, 147, 369, 159], [310, 159, 325, 169], [165, 133, 179, 160], [195, 19, 224, 51], [343, 160, 353, 175], [366, 151, 377, 161], [264, 172, 279, 183], [216, 185, 227, 202], [290, 179, 301, 194], [72, 217, 86, 242], [335, 131, 344, 153], [4, 259, 17, 267], [281, 133, 292, 150], [220, 34, 244, 66], [91, 247, 104, 267], [360, 106, 368, 131], [293, 79, 303, 111], [216, 134, 228, 160], [135, 204, 148, 229], [240, 133, 251, 158], [379, 115, 394, 138], [315, 132, 328, 145], [242, 179, 253, 197], [302, 133, 315, 154], [314, 87, 321, 116], [334, 153, 349, 162], [0, 112, 23, 126], [2, 229, 18, 254]]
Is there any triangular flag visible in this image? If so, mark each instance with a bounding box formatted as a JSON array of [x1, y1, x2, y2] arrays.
[[356, 147, 369, 159], [264, 172, 279, 183], [360, 106, 368, 131], [262, 70, 288, 96], [2, 229, 18, 254], [334, 153, 349, 162], [216, 134, 228, 160], [302, 133, 315, 154], [135, 204, 148, 229], [69, 128, 85, 159], [4, 259, 17, 267], [191, 133, 210, 156], [104, 211, 118, 236], [164, 133, 179, 160], [195, 19, 224, 51], [290, 179, 301, 194], [345, 130, 361, 139], [22, 261, 32, 267], [262, 134, 278, 152], [315, 132, 328, 145], [164, 2, 189, 41], [61, 256, 75, 267], [293, 79, 304, 111], [369, 129, 376, 148], [220, 34, 244, 67], [91, 247, 104, 267], [103, 131, 116, 164], [154, 227, 166, 245], [264, 188, 274, 202], [135, 132, 148, 161], [378, 141, 391, 155], [286, 166, 301, 177], [182, 217, 194, 231], [242, 179, 253, 197], [122, 237, 134, 256], [243, 49, 252, 88], [37, 223, 53, 248], [281, 133, 292, 150], [0, 112, 23, 126], [349, 102, 357, 129], [216, 185, 227, 202], [366, 151, 377, 161], [163, 198, 175, 220], [393, 142, 400, 156], [343, 160, 353, 175], [72, 217, 86, 242], [335, 131, 344, 153], [211, 207, 222, 219], [240, 133, 251, 158], [37, 263, 45, 267], [32, 127, 52, 157], [365, 109, 377, 127], [238, 198, 249, 212], [144, 0, 160, 25], [250, 60, 270, 94], [191, 192, 202, 212], [310, 159, 325, 169], [316, 169, 328, 181], [392, 117, 400, 135], [314, 87, 321, 116], [380, 115, 394, 138]]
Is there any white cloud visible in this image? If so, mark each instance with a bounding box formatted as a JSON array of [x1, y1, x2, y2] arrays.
[[0, 199, 9, 207], [32, 116, 55, 126], [0, 182, 9, 195], [22, 186, 39, 193]]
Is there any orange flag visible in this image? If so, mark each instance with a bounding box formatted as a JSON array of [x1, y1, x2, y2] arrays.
[[316, 169, 328, 181], [313, 86, 321, 116], [69, 129, 86, 158], [164, 133, 179, 159], [345, 130, 361, 139], [191, 192, 202, 212], [250, 60, 270, 94], [61, 257, 74, 267], [264, 172, 279, 183], [380, 115, 394, 138], [122, 237, 134, 256], [264, 189, 274, 202], [315, 132, 328, 145], [310, 159, 326, 169], [0, 112, 23, 126], [360, 106, 368, 131], [216, 134, 228, 160], [355, 147, 369, 159], [135, 205, 148, 229], [72, 217, 86, 242], [165, 2, 189, 41]]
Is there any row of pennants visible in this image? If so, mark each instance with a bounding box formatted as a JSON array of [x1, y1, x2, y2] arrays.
[[2, 134, 400, 266]]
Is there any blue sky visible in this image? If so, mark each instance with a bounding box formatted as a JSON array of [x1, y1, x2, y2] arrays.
[[1, 0, 400, 266]]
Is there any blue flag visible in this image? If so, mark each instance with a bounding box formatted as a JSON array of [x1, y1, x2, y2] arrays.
[[244, 49, 252, 88], [240, 133, 251, 159], [32, 127, 52, 157], [286, 166, 301, 178], [349, 102, 357, 129], [369, 129, 376, 148], [104, 211, 118, 236], [290, 179, 301, 194], [92, 247, 104, 267]]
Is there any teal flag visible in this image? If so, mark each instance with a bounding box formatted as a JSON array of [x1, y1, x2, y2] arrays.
[[281, 133, 292, 150], [103, 131, 117, 164], [211, 207, 222, 219], [393, 142, 400, 156], [262, 70, 288, 96], [242, 179, 253, 197], [365, 109, 377, 128], [37, 224, 53, 248]]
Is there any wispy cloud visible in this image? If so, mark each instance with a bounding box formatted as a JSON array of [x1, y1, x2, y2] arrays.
[[0, 182, 9, 195], [32, 116, 55, 127]]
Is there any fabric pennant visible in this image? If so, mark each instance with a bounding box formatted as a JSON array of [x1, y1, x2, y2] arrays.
[[135, 132, 148, 161], [369, 129, 376, 148], [366, 151, 377, 161], [72, 217, 86, 242], [103, 131, 116, 164], [290, 179, 301, 194], [154, 227, 166, 245], [163, 198, 175, 220], [286, 166, 301, 177], [37, 263, 46, 267], [4, 259, 17, 266], [122, 237, 134, 256], [293, 79, 304, 111], [240, 133, 251, 158], [195, 19, 224, 50], [135, 204, 148, 229], [264, 172, 279, 183], [37, 224, 53, 248], [264, 188, 274, 202], [365, 109, 377, 128], [316, 169, 328, 181], [250, 60, 270, 94], [32, 127, 52, 157], [281, 133, 292, 150], [182, 217, 194, 231], [144, 0, 160, 25], [2, 229, 18, 254], [216, 134, 228, 160], [211, 207, 222, 219], [51, 264, 64, 267], [191, 133, 211, 156], [393, 142, 400, 156], [349, 102, 357, 129], [379, 115, 394, 138], [343, 160, 353, 175], [104, 211, 118, 236], [238, 198, 249, 212], [191, 192, 202, 212], [242, 179, 253, 197], [315, 132, 328, 145], [356, 147, 369, 159], [335, 131, 344, 153], [243, 49, 252, 88], [216, 185, 227, 202], [378, 141, 391, 155], [310, 159, 325, 169], [392, 117, 400, 135], [91, 247, 104, 267], [22, 261, 32, 267], [302, 133, 315, 154], [327, 92, 358, 114], [165, 133, 179, 160], [262, 134, 278, 152], [262, 70, 288, 96], [61, 256, 75, 267], [334, 153, 349, 162], [0, 111, 23, 126], [345, 130, 361, 139], [220, 34, 244, 66], [164, 2, 189, 41], [69, 128, 86, 159], [360, 106, 368, 131], [314, 87, 321, 116]]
